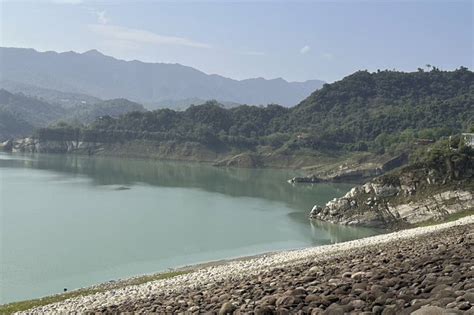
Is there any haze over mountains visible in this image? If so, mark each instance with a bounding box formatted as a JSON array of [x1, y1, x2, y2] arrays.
[[0, 47, 325, 108], [0, 89, 145, 139]]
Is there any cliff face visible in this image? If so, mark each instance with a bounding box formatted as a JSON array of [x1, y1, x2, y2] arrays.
[[310, 148, 474, 229]]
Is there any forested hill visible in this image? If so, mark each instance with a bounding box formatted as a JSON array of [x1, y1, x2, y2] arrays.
[[0, 89, 146, 139], [37, 67, 473, 155], [289, 67, 473, 146]]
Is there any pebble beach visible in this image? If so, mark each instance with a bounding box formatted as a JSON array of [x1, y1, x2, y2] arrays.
[[25, 216, 474, 314]]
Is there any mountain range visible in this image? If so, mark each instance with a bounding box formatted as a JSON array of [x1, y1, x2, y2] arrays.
[[0, 47, 324, 108]]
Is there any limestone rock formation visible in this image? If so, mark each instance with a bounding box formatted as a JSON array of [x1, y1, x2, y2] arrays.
[[310, 149, 473, 228]]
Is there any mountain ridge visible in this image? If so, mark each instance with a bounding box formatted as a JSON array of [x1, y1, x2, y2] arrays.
[[11, 67, 472, 170], [0, 47, 325, 108]]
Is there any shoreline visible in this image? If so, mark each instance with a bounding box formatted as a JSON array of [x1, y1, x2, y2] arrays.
[[4, 139, 398, 175], [12, 215, 474, 314]]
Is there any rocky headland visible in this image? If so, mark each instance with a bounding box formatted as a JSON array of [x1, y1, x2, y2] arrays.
[[20, 216, 474, 314], [310, 146, 473, 229]]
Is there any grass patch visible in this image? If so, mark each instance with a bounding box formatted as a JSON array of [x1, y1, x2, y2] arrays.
[[0, 270, 188, 315], [414, 209, 474, 228]]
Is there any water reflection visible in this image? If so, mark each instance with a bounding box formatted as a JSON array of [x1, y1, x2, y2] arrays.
[[309, 219, 379, 243], [0, 152, 352, 212], [1, 152, 382, 304]]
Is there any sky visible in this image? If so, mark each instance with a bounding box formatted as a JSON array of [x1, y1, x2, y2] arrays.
[[0, 0, 472, 82]]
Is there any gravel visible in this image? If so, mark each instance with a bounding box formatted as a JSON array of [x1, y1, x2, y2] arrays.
[[24, 215, 474, 314]]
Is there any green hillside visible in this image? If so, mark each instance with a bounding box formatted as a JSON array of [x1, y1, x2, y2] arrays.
[[37, 67, 473, 158], [0, 90, 145, 139]]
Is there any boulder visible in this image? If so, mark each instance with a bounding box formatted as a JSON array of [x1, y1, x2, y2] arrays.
[[0, 139, 13, 151], [410, 305, 450, 315], [310, 205, 323, 218], [219, 302, 236, 314]]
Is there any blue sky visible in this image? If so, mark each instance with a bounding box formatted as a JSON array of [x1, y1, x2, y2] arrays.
[[1, 0, 472, 82]]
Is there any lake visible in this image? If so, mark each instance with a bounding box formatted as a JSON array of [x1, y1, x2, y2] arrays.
[[0, 153, 379, 304]]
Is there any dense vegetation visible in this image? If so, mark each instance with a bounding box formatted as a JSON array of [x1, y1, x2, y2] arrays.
[[36, 67, 474, 156], [408, 135, 474, 182], [0, 89, 145, 139], [0, 110, 34, 139], [0, 89, 67, 127]]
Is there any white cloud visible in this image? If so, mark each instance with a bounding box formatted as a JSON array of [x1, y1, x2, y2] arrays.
[[88, 24, 212, 49], [300, 45, 310, 55], [321, 52, 334, 60], [95, 10, 109, 25]]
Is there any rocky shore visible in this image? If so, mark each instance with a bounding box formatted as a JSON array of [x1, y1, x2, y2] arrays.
[[310, 184, 473, 228], [310, 147, 473, 229], [1, 137, 407, 173], [24, 216, 473, 314]]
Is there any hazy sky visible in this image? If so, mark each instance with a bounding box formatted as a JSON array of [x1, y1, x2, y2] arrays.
[[1, 0, 472, 82]]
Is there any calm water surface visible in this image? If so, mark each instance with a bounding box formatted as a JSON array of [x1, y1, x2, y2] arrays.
[[0, 153, 379, 304]]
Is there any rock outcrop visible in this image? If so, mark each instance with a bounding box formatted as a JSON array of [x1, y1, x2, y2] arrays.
[[311, 184, 473, 228], [310, 149, 473, 228], [289, 153, 408, 183], [214, 153, 263, 168], [5, 137, 103, 154], [0, 139, 13, 151]]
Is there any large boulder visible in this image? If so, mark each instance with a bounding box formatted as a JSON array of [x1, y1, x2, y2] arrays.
[[0, 139, 13, 151]]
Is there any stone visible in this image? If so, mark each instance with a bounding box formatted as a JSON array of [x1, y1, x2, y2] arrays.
[[411, 305, 451, 314], [349, 299, 365, 309], [457, 302, 471, 310], [219, 302, 236, 315], [260, 295, 277, 305], [254, 305, 274, 315], [462, 292, 474, 303], [432, 285, 451, 294], [219, 293, 232, 302], [323, 305, 345, 315], [308, 266, 320, 275], [381, 305, 398, 315], [305, 295, 321, 303], [351, 271, 367, 280], [372, 305, 383, 315], [291, 287, 307, 296], [187, 305, 200, 312], [310, 205, 323, 217], [310, 308, 324, 315], [275, 296, 296, 307], [276, 307, 290, 315]]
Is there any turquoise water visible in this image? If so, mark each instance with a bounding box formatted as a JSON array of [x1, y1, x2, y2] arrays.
[[0, 153, 379, 304]]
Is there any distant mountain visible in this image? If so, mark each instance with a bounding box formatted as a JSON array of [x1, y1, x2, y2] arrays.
[[153, 98, 242, 110], [65, 98, 145, 124], [0, 47, 325, 108], [0, 89, 145, 139], [0, 79, 102, 108], [0, 89, 67, 127]]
